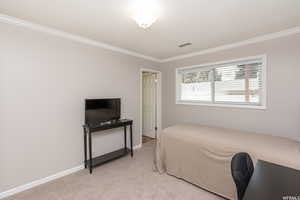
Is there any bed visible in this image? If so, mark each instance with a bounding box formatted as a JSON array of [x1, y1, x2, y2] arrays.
[[155, 124, 300, 200]]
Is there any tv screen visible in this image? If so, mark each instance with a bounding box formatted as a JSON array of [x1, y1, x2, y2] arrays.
[[85, 98, 120, 124]]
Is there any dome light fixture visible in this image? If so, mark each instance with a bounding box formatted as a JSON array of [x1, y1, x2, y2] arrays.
[[131, 0, 160, 29]]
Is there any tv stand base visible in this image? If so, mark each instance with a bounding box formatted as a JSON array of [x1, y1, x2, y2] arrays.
[[83, 119, 133, 174]]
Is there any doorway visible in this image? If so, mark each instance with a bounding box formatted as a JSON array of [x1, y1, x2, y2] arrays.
[[140, 68, 161, 147]]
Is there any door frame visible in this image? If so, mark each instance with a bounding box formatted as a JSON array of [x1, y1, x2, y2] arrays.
[[140, 68, 162, 148]]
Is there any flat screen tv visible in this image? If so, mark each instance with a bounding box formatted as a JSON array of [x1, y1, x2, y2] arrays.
[[85, 98, 120, 124]]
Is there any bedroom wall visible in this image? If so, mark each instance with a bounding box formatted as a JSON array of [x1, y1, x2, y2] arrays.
[[160, 33, 300, 141], [0, 22, 159, 192]]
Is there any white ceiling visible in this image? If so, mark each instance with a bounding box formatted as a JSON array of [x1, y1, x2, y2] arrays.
[[0, 0, 299, 60]]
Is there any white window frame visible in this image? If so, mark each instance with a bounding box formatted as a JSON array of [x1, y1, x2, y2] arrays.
[[175, 55, 267, 109]]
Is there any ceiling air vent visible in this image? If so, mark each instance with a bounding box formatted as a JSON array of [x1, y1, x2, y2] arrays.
[[178, 42, 192, 48]]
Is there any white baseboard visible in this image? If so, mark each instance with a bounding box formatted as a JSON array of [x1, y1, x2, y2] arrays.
[[0, 165, 84, 199], [0, 145, 142, 199], [133, 143, 142, 150]]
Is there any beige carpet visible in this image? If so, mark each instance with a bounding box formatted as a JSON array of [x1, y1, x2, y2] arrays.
[[5, 141, 224, 200]]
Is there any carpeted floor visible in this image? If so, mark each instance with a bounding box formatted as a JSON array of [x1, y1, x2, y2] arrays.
[[5, 141, 224, 200]]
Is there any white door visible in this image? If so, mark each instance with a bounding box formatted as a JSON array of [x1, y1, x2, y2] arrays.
[[142, 73, 157, 138]]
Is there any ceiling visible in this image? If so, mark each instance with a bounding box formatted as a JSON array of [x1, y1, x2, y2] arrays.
[[0, 0, 299, 60]]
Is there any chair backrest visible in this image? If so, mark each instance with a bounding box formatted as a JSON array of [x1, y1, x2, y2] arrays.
[[231, 152, 254, 200]]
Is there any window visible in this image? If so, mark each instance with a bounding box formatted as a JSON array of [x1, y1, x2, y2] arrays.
[[176, 56, 266, 109]]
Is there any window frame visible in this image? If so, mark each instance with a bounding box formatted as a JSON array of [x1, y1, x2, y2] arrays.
[[175, 55, 267, 109]]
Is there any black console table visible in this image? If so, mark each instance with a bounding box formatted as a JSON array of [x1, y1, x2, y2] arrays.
[[83, 119, 133, 174]]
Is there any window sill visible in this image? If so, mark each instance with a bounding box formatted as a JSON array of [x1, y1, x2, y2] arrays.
[[176, 101, 267, 110]]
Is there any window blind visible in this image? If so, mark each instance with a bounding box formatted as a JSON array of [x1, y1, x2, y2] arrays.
[[180, 70, 212, 101], [214, 62, 262, 104], [177, 57, 264, 107]]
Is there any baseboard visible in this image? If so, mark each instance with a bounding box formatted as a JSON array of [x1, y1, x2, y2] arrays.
[[0, 165, 84, 199], [0, 145, 142, 199], [133, 143, 142, 150]]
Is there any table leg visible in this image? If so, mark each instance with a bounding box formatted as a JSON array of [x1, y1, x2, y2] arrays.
[[83, 127, 87, 168], [124, 125, 127, 151], [130, 124, 133, 157], [88, 130, 93, 174]]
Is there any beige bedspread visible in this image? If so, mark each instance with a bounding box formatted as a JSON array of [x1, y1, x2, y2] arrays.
[[155, 124, 300, 199]]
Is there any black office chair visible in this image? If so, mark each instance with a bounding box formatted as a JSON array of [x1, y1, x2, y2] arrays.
[[231, 152, 254, 200]]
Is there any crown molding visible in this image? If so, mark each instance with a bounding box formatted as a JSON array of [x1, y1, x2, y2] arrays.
[[161, 27, 300, 62], [0, 14, 161, 63], [1, 14, 299, 64]]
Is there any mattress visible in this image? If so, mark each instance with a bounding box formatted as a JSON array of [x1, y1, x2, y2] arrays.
[[155, 124, 300, 199]]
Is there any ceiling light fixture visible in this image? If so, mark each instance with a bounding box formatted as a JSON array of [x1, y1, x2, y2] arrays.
[[131, 0, 160, 29]]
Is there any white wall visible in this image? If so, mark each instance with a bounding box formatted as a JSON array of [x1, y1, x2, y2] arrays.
[[0, 22, 159, 192], [161, 34, 300, 141]]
